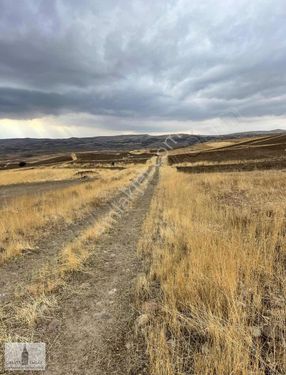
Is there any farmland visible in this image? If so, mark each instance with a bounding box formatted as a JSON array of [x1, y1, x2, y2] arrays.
[[0, 150, 155, 170], [168, 133, 286, 169], [0, 134, 285, 374]]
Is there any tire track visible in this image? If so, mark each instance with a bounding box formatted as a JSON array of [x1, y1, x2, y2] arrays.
[[0, 167, 153, 301], [40, 165, 159, 375]]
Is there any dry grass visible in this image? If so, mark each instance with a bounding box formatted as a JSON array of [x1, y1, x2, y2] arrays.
[[14, 214, 116, 329], [23, 209, 119, 305], [0, 164, 155, 359], [29, 164, 155, 294], [0, 165, 145, 262], [167, 136, 264, 156], [138, 166, 286, 374], [171, 158, 283, 167], [0, 164, 155, 355], [204, 140, 240, 148], [0, 167, 79, 186]]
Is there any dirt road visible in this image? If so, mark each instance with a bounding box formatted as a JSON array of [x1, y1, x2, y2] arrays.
[[0, 164, 159, 374], [41, 166, 158, 374]]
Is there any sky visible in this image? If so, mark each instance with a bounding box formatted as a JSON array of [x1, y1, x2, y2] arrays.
[[0, 0, 285, 138]]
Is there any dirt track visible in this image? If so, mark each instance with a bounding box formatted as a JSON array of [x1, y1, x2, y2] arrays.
[[42, 166, 158, 374], [0, 173, 148, 299], [0, 164, 159, 374]]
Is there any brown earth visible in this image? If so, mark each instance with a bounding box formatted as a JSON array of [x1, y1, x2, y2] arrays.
[[168, 133, 286, 165], [176, 159, 286, 174], [0, 151, 155, 170]]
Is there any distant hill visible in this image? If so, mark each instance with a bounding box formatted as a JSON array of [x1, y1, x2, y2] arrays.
[[0, 130, 285, 160]]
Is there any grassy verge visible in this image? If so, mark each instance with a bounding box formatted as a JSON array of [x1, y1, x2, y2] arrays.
[[138, 166, 286, 374]]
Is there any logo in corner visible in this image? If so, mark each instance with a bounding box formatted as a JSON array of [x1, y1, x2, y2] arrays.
[[5, 342, 46, 371]]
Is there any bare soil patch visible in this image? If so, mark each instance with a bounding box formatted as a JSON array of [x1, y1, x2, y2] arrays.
[[168, 133, 286, 165], [176, 158, 286, 173]]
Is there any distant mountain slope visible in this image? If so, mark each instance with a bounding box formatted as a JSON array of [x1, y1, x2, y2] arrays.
[[0, 134, 210, 159], [0, 130, 285, 159]]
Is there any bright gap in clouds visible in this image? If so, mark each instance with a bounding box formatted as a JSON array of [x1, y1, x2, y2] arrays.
[[1, 114, 285, 139]]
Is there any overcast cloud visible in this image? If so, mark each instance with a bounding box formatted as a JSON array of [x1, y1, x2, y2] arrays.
[[0, 0, 285, 137]]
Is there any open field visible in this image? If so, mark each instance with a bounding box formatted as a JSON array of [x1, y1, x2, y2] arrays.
[[177, 159, 286, 173], [138, 166, 286, 374], [0, 167, 79, 186], [167, 137, 257, 154], [0, 140, 285, 375], [168, 133, 286, 170], [0, 150, 156, 170], [1, 0, 286, 372]]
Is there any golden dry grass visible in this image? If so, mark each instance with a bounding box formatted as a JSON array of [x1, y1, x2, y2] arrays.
[[170, 158, 286, 167], [14, 213, 117, 330], [167, 136, 263, 155], [138, 167, 286, 374], [0, 165, 145, 262], [29, 165, 155, 292], [0, 167, 79, 186], [204, 140, 239, 148]]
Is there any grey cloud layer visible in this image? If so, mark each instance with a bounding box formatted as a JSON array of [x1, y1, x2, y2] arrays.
[[0, 0, 285, 126]]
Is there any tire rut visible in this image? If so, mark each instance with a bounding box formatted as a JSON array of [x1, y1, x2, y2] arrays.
[[0, 167, 153, 300]]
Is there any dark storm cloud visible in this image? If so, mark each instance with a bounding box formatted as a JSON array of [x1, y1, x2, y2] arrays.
[[0, 0, 286, 130]]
